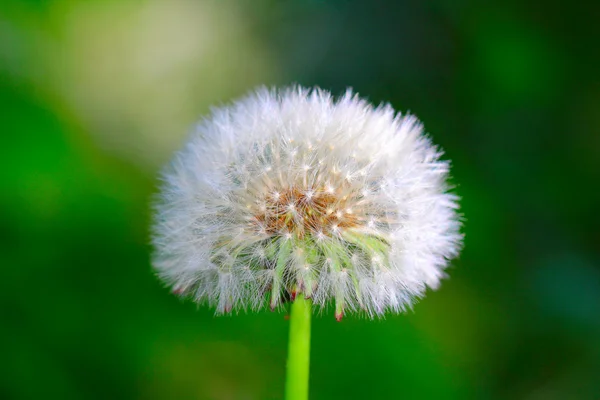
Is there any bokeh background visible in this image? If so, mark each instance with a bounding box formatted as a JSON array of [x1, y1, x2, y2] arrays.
[[2, 0, 599, 399]]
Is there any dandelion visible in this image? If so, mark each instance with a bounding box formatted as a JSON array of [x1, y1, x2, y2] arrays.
[[151, 86, 462, 400]]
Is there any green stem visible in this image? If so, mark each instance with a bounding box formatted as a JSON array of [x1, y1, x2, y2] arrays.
[[285, 293, 312, 400]]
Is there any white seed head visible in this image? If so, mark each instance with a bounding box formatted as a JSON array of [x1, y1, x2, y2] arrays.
[[151, 86, 462, 318]]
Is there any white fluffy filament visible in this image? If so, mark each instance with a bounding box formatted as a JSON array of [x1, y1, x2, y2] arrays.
[[151, 86, 462, 318]]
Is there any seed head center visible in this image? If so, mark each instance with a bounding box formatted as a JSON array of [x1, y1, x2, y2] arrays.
[[253, 185, 359, 238]]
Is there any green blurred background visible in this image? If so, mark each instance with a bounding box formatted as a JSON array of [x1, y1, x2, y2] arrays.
[[2, 0, 599, 399]]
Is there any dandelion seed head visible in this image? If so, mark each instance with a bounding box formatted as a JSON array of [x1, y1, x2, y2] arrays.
[[151, 86, 462, 318]]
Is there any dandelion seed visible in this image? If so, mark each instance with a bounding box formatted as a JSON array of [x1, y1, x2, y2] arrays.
[[151, 86, 462, 318]]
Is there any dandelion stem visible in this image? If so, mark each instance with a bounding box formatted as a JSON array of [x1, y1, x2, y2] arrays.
[[285, 293, 312, 400]]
